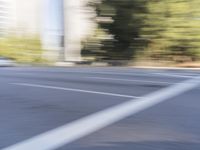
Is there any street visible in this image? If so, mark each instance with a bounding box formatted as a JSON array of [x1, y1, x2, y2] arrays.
[[0, 67, 200, 150]]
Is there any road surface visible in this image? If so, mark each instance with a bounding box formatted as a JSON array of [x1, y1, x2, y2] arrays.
[[0, 67, 200, 150]]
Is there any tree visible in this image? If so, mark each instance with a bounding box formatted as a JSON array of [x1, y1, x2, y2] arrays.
[[142, 0, 200, 62], [84, 0, 200, 63], [85, 0, 148, 61]]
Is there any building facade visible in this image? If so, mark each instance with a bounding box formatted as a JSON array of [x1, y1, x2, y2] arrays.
[[9, 0, 41, 36], [5, 0, 95, 62], [42, 0, 95, 62], [0, 0, 10, 36]]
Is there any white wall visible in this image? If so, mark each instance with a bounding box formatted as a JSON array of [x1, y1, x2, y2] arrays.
[[0, 0, 11, 36], [7, 0, 96, 62], [64, 0, 96, 61], [41, 0, 65, 61], [9, 0, 41, 35]]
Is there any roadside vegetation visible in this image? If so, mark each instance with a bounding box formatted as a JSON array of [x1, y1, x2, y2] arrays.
[[82, 0, 200, 66], [0, 36, 45, 63]]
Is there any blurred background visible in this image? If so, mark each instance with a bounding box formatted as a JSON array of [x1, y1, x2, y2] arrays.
[[1, 0, 200, 67]]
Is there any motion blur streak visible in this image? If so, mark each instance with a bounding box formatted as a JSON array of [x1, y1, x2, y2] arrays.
[[0, 0, 200, 66], [1, 0, 200, 150]]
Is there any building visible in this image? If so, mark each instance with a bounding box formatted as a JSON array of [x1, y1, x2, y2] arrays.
[[41, 0, 65, 61], [42, 0, 95, 62], [9, 0, 41, 36], [0, 0, 10, 36], [5, 0, 95, 62]]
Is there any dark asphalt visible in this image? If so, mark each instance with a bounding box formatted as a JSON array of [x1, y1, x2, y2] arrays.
[[0, 67, 199, 150]]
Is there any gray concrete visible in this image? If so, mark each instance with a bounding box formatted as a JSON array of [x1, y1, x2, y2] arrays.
[[0, 67, 199, 150]]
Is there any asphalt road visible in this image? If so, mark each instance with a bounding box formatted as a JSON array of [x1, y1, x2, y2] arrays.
[[0, 67, 200, 150]]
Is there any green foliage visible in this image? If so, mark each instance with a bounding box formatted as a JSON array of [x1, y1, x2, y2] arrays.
[[143, 0, 200, 62], [0, 36, 45, 63], [84, 0, 200, 63], [85, 0, 148, 60]]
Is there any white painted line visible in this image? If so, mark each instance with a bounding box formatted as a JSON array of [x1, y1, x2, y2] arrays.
[[4, 76, 200, 150], [3, 68, 196, 79], [33, 69, 176, 78], [164, 72, 200, 77], [46, 70, 155, 76], [57, 70, 194, 79], [11, 83, 140, 99], [87, 77, 174, 85], [153, 72, 193, 78]]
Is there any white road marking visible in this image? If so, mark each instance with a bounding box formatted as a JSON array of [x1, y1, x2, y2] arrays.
[[2, 68, 197, 79], [33, 70, 156, 76], [53, 70, 195, 79], [4, 76, 200, 150], [63, 70, 180, 77], [165, 72, 200, 76], [11, 83, 140, 99], [87, 77, 174, 85], [62, 70, 198, 80], [153, 72, 193, 78], [3, 69, 149, 76]]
